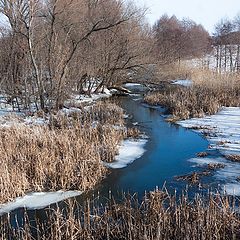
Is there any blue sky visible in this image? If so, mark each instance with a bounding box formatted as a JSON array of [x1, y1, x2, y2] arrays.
[[136, 0, 240, 33]]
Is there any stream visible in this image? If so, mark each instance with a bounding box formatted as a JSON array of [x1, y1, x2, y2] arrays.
[[6, 91, 228, 231], [87, 95, 209, 199]]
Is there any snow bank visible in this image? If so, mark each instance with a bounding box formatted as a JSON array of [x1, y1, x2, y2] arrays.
[[223, 184, 240, 196], [180, 107, 240, 196], [172, 79, 193, 87], [178, 107, 240, 156], [0, 191, 82, 216], [189, 157, 240, 196], [105, 138, 147, 169], [0, 88, 113, 128], [74, 92, 111, 104], [123, 83, 148, 92], [24, 116, 48, 126]]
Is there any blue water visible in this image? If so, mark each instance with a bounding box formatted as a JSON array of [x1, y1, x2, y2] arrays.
[[87, 96, 209, 200]]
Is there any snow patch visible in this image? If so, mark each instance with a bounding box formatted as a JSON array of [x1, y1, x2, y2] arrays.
[[223, 184, 240, 196], [189, 157, 225, 166], [105, 138, 147, 169], [123, 83, 143, 88], [123, 83, 148, 92], [189, 157, 240, 196], [0, 191, 82, 216], [172, 79, 193, 87], [71, 92, 112, 104], [178, 107, 240, 156]]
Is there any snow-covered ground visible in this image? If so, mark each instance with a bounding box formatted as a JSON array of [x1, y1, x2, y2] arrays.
[[123, 83, 149, 92], [105, 138, 148, 169], [67, 88, 112, 105], [178, 107, 240, 195], [0, 191, 82, 216], [178, 107, 240, 156], [0, 87, 114, 128], [172, 79, 193, 87], [185, 45, 240, 72], [189, 157, 240, 195]]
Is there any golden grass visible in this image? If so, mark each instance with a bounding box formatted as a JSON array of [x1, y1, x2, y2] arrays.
[[225, 155, 240, 162], [1, 190, 240, 239], [145, 69, 240, 120], [155, 62, 192, 82], [0, 102, 128, 204]]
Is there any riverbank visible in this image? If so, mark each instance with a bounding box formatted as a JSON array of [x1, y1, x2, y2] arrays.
[[144, 70, 240, 121], [0, 88, 149, 213], [1, 189, 240, 239], [0, 102, 124, 204]]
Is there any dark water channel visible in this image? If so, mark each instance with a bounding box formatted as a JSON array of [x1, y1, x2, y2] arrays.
[[89, 95, 209, 200]]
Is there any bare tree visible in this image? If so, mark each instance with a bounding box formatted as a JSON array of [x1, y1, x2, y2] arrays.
[[0, 0, 152, 110], [154, 15, 210, 65]]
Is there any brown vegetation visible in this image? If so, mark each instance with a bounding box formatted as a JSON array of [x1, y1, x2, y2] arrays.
[[153, 15, 210, 65], [0, 0, 152, 111], [225, 155, 240, 162], [207, 163, 226, 170], [0, 102, 128, 204], [197, 152, 209, 157], [1, 190, 240, 239], [155, 63, 192, 82], [144, 70, 240, 120], [175, 171, 211, 185]]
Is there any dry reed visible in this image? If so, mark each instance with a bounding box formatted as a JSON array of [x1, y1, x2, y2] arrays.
[[0, 102, 127, 204], [145, 69, 240, 120], [1, 189, 240, 239]]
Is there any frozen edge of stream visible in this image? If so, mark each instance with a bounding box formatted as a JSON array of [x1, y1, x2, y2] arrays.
[[0, 191, 82, 216], [178, 107, 240, 195], [105, 138, 148, 169], [0, 137, 148, 215]]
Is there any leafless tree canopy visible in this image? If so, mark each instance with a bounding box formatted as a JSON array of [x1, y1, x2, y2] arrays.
[[0, 0, 152, 110], [153, 15, 210, 65], [213, 16, 240, 72]]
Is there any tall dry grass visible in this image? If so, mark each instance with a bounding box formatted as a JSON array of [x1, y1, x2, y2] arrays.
[[0, 102, 127, 204], [145, 69, 240, 120], [154, 62, 192, 82], [1, 189, 240, 239]]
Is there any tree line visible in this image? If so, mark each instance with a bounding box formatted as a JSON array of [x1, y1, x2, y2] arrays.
[[213, 15, 240, 72], [153, 15, 211, 65], [0, 0, 152, 111], [0, 2, 239, 112]]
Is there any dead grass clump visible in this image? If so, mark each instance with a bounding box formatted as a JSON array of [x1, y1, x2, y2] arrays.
[[126, 127, 141, 138], [145, 71, 240, 120], [1, 190, 240, 239], [207, 163, 226, 170], [155, 63, 192, 82], [0, 102, 125, 204], [175, 171, 211, 185], [225, 155, 240, 162], [197, 152, 209, 157]]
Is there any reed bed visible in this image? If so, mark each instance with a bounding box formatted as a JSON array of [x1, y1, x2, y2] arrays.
[[1, 189, 240, 239], [155, 63, 192, 82], [0, 102, 128, 204], [145, 70, 240, 120]]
